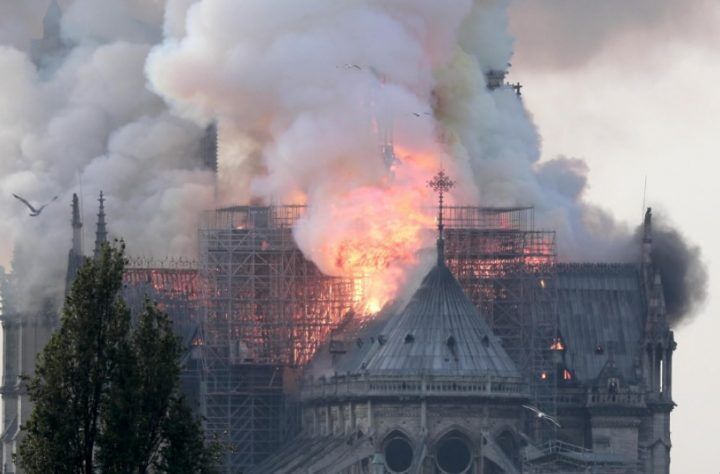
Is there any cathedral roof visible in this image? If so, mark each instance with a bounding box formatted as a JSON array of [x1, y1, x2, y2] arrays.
[[555, 263, 644, 384], [354, 262, 520, 378]]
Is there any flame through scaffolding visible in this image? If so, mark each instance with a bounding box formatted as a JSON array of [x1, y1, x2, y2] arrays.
[[123, 205, 559, 471], [189, 204, 558, 470]]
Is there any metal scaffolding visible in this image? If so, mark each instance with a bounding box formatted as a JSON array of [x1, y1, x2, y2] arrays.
[[443, 207, 559, 422], [198, 206, 356, 471], [196, 205, 559, 472]]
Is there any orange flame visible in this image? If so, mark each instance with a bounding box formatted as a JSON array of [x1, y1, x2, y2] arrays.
[[301, 182, 436, 314]]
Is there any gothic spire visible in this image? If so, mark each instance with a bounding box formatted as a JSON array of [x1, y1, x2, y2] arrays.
[[93, 191, 107, 259], [66, 193, 84, 293], [427, 170, 455, 266], [43, 0, 62, 40], [71, 193, 82, 254]]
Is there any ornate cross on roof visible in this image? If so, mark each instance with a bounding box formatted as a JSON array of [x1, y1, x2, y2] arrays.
[[427, 170, 455, 265]]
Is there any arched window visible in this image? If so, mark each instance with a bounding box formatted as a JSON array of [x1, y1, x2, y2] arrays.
[[383, 432, 413, 473], [435, 432, 473, 473]]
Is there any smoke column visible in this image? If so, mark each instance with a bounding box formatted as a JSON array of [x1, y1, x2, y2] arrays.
[[0, 0, 215, 311], [146, 0, 707, 322], [0, 1, 707, 323]]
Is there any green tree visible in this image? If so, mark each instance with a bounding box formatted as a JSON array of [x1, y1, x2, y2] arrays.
[[18, 242, 217, 473]]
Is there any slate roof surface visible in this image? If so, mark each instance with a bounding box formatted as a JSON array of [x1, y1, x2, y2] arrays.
[[310, 262, 647, 387], [362, 263, 520, 377], [555, 264, 645, 384], [309, 262, 521, 380]]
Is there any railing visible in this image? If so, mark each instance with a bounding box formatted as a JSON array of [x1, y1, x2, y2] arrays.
[[301, 375, 528, 401], [587, 391, 645, 407], [524, 439, 645, 473], [126, 256, 198, 270], [202, 205, 540, 232]]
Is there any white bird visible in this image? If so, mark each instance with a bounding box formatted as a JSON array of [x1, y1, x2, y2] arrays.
[[522, 404, 561, 428], [12, 194, 58, 217]]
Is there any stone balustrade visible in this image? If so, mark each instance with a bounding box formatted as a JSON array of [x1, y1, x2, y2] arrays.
[[301, 374, 528, 401]]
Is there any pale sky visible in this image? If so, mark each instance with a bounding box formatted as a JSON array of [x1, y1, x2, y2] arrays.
[[510, 9, 720, 470]]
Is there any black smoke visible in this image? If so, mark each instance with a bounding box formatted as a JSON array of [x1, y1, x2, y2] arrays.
[[642, 214, 708, 327]]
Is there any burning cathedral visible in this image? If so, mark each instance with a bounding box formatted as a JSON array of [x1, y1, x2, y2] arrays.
[[1, 184, 676, 474], [0, 3, 682, 474]]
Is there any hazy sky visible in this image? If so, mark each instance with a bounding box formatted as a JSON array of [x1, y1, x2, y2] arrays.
[[510, 1, 720, 470]]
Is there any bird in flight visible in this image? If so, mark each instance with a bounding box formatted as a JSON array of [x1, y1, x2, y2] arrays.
[[522, 404, 562, 428], [12, 194, 58, 217]]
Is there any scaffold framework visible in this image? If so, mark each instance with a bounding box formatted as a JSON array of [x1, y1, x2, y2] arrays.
[[198, 206, 356, 471], [197, 205, 559, 472], [443, 206, 559, 416]]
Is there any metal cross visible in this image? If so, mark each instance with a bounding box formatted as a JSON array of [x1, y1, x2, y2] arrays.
[[512, 82, 523, 97], [427, 170, 455, 262]]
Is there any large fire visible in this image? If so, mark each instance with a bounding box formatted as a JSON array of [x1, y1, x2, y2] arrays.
[[291, 140, 452, 313], [300, 183, 436, 314]]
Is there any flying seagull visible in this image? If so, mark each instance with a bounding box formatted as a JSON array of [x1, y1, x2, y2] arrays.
[[522, 404, 562, 428], [12, 193, 58, 217]]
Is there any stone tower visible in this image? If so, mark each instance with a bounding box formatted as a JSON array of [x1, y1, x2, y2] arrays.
[[639, 208, 675, 474]]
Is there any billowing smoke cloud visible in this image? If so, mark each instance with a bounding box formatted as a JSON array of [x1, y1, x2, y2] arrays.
[[0, 0, 215, 311], [146, 0, 706, 319], [147, 0, 484, 307], [509, 0, 720, 70], [648, 215, 708, 327], [2, 0, 706, 324]]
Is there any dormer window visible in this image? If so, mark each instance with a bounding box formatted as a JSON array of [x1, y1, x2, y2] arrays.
[[550, 336, 565, 351]]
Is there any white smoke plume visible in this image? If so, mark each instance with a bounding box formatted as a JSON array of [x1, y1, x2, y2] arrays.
[[1, 0, 706, 322], [146, 0, 641, 301], [0, 0, 214, 311]]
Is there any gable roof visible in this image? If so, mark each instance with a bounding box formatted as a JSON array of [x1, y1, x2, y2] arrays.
[[556, 264, 645, 384]]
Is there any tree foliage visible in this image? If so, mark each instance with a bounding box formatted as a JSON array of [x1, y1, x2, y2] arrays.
[[18, 242, 217, 473]]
